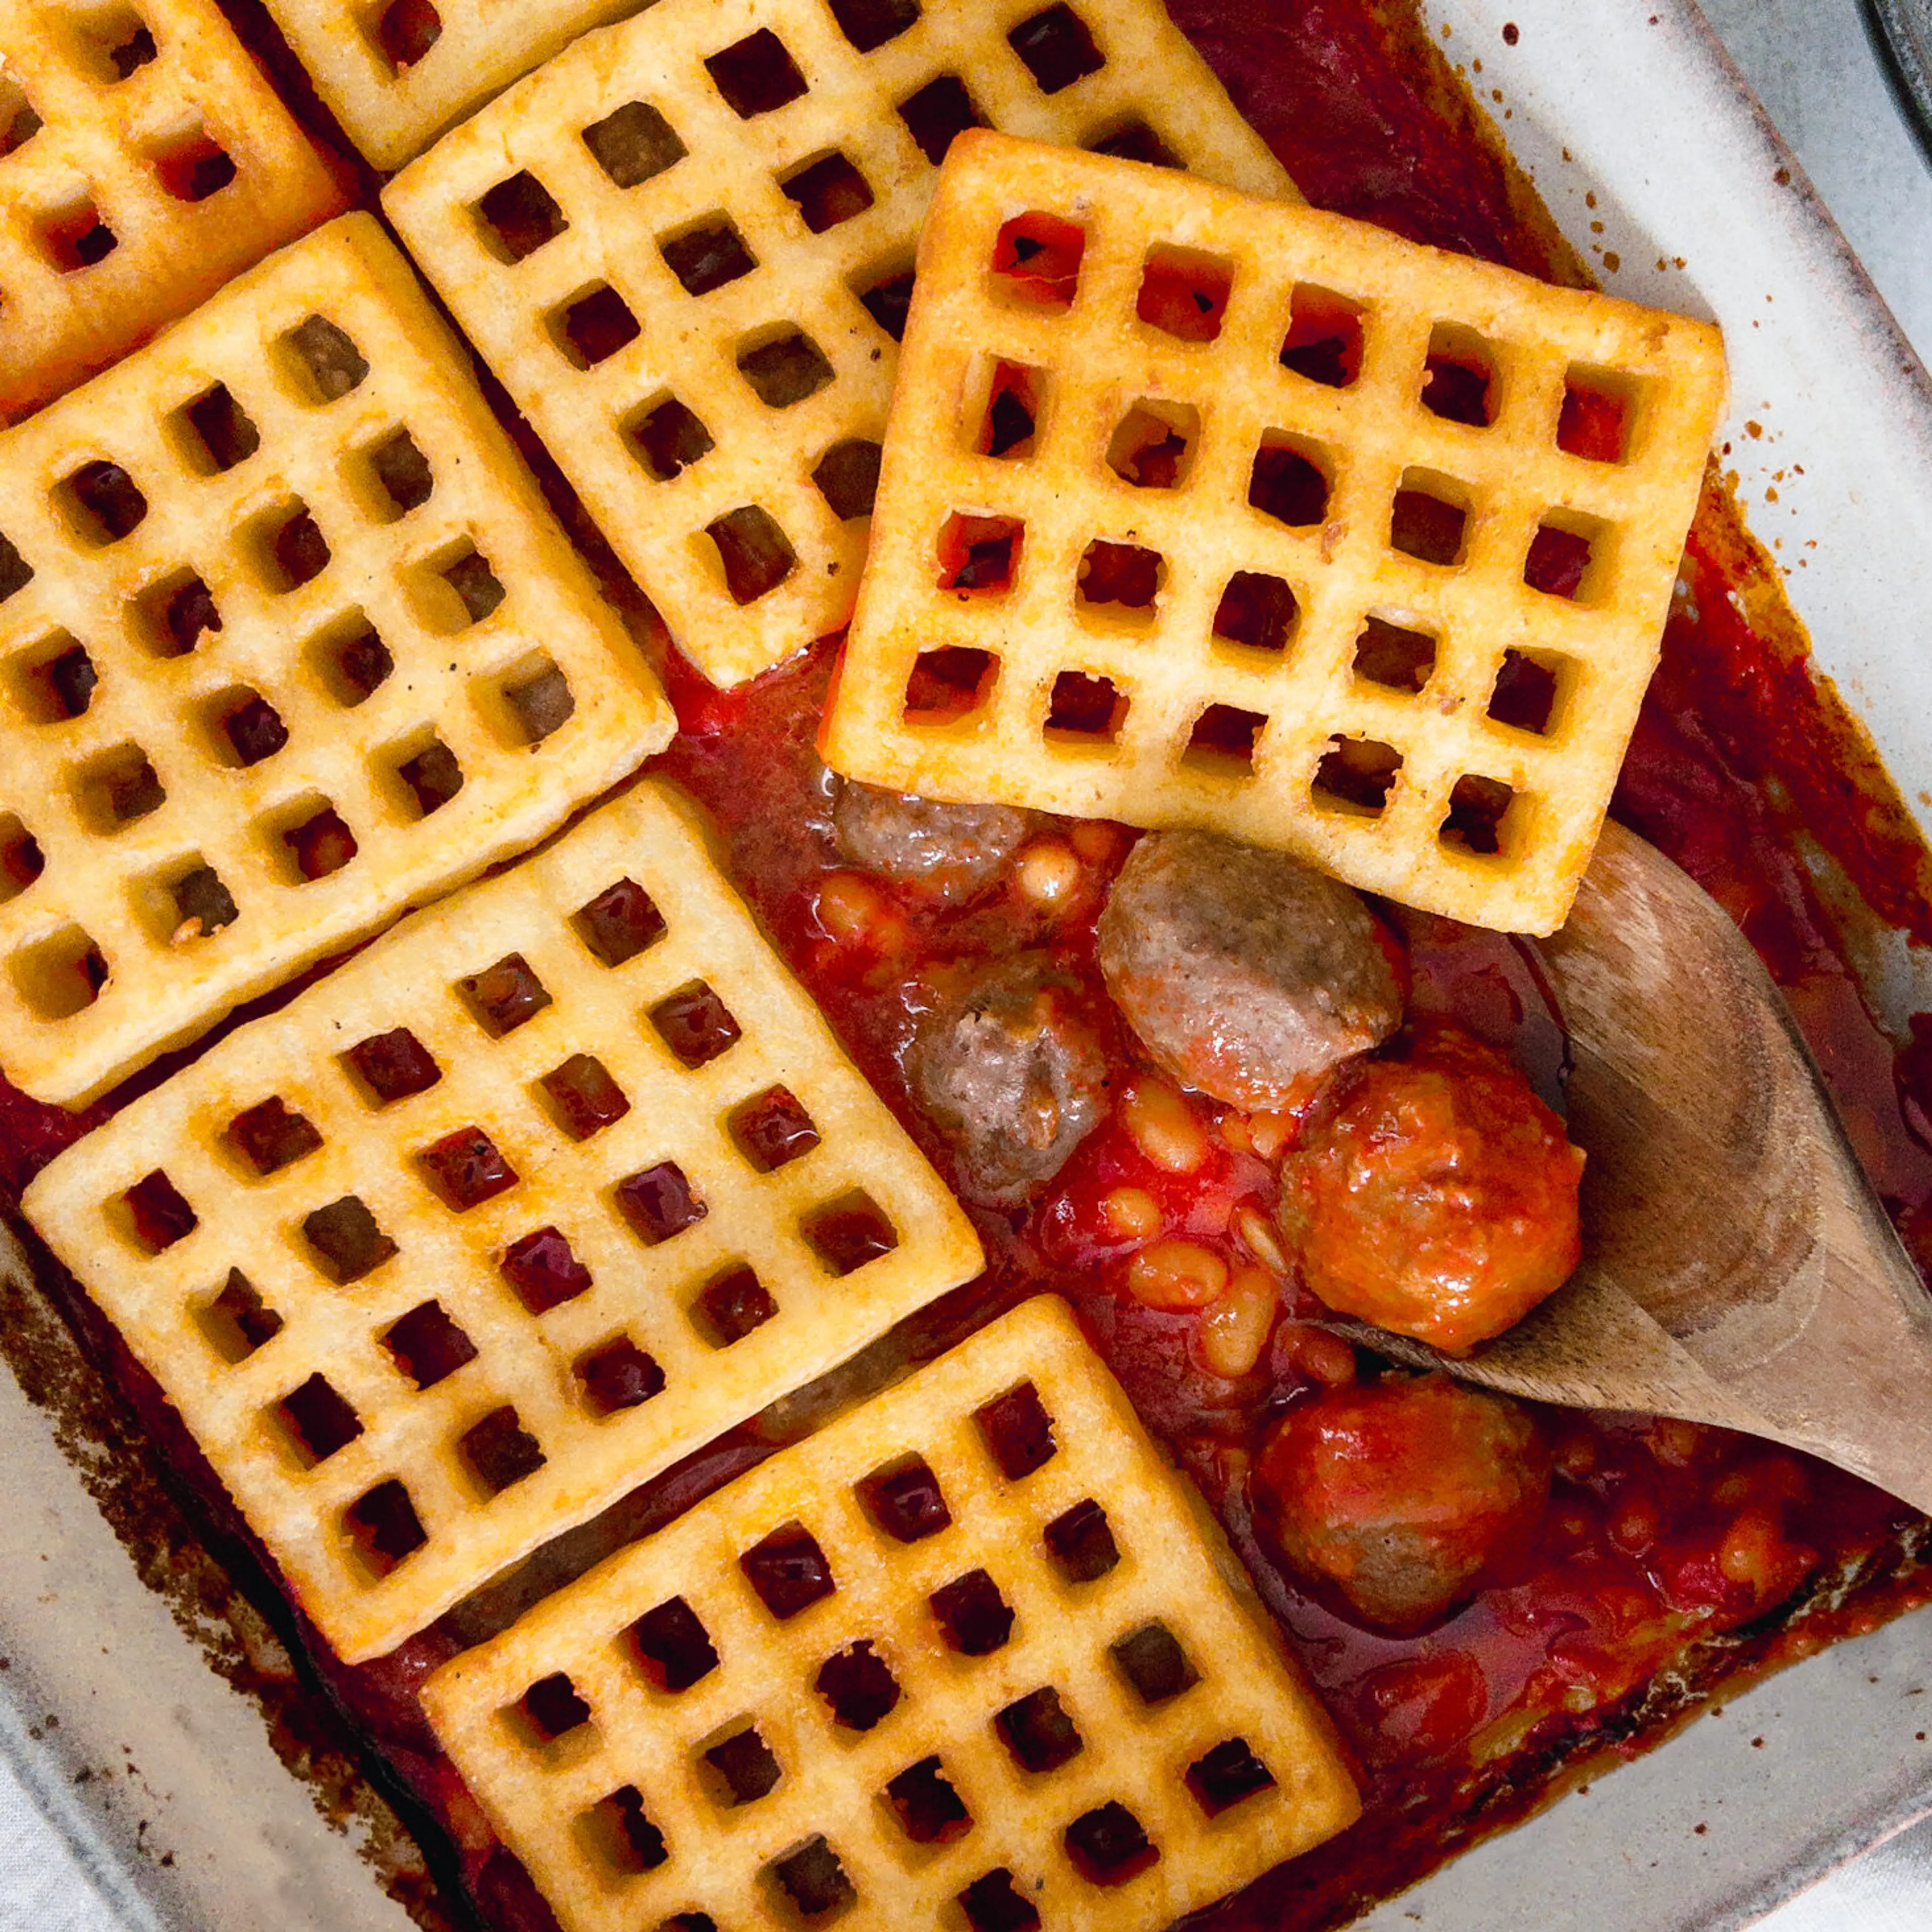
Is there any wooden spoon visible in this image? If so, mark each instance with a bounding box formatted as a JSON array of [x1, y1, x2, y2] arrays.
[[1350, 819, 1932, 1513]]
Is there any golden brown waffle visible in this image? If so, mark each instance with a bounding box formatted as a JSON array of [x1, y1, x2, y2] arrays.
[[419, 1295, 1358, 1931], [383, 0, 1293, 689], [254, 0, 634, 171], [0, 212, 672, 1107], [0, 0, 345, 421], [22, 779, 985, 1663], [820, 132, 1729, 934]]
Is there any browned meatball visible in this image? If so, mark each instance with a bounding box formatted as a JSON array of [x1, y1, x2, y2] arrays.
[[1255, 1375, 1551, 1629], [905, 953, 1109, 1204], [832, 779, 1033, 901], [1278, 1025, 1584, 1354], [1095, 829, 1404, 1109]]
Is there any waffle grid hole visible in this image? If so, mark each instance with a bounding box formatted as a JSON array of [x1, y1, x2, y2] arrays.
[[813, 439, 882, 521], [341, 1026, 441, 1105], [550, 282, 640, 369], [225, 1095, 323, 1175], [827, 0, 920, 55], [691, 1263, 777, 1346], [195, 1268, 282, 1362], [995, 1685, 1081, 1772], [1044, 670, 1125, 747], [580, 1785, 669, 1874], [781, 150, 874, 233], [1008, 3, 1103, 93], [360, 426, 435, 520], [145, 120, 237, 203], [200, 685, 290, 767], [36, 196, 118, 274], [616, 1161, 707, 1246], [1076, 538, 1162, 621], [343, 1478, 427, 1579], [898, 73, 983, 167], [494, 656, 576, 746], [816, 1639, 900, 1730], [649, 980, 740, 1066], [0, 75, 42, 156], [67, 2, 156, 79], [576, 1335, 665, 1413], [902, 645, 997, 726], [938, 513, 1021, 594], [989, 212, 1083, 311], [71, 741, 165, 831], [371, 0, 442, 73], [1106, 399, 1197, 489], [1353, 615, 1438, 694], [628, 396, 715, 481], [1559, 365, 1641, 463], [274, 1371, 363, 1466], [972, 360, 1041, 460], [1390, 469, 1470, 566], [173, 383, 260, 473], [764, 1835, 855, 1926], [380, 1299, 477, 1388], [1108, 1619, 1197, 1705], [538, 1052, 630, 1140], [1064, 1800, 1157, 1886], [573, 876, 666, 967], [1185, 1737, 1276, 1816], [6, 633, 96, 722], [583, 100, 686, 188], [1042, 1497, 1119, 1581], [458, 1403, 546, 1495], [704, 506, 797, 605], [1311, 734, 1402, 818], [1439, 773, 1522, 859], [856, 1454, 951, 1544], [415, 1124, 519, 1212], [1137, 244, 1231, 343], [1524, 511, 1610, 602], [9, 923, 109, 1020], [0, 815, 45, 901], [265, 795, 360, 883], [1250, 434, 1332, 528], [740, 1520, 837, 1621], [1280, 284, 1363, 387], [737, 328, 835, 409], [705, 28, 808, 117], [280, 315, 369, 404], [882, 1754, 971, 1844], [137, 569, 221, 657], [660, 216, 757, 297], [1212, 571, 1297, 657], [1085, 117, 1178, 168], [930, 1568, 1014, 1655], [1488, 646, 1569, 736], [973, 1380, 1056, 1479], [800, 1190, 897, 1274], [249, 499, 332, 593], [307, 613, 393, 707], [384, 729, 465, 819], [301, 1194, 397, 1283], [697, 1720, 783, 1807], [56, 460, 147, 545], [1421, 321, 1498, 427], [473, 171, 568, 263], [629, 1595, 719, 1693]]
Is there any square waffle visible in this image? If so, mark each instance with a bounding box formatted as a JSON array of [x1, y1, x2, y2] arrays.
[[819, 132, 1729, 934], [382, 0, 1293, 690], [418, 1295, 1358, 1931], [0, 212, 673, 1108], [0, 0, 345, 422], [21, 778, 985, 1663]]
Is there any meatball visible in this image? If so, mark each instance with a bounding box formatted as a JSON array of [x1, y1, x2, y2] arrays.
[[1256, 1375, 1551, 1629], [1277, 1026, 1584, 1354], [1096, 829, 1403, 1109], [905, 953, 1109, 1205], [832, 778, 1033, 901]]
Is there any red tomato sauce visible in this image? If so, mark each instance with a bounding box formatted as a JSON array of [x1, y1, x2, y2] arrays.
[[3, 5, 1931, 1930]]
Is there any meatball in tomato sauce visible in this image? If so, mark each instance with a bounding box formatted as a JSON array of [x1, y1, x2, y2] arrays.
[[1257, 1375, 1551, 1630], [1278, 1025, 1584, 1353], [905, 952, 1110, 1205], [832, 778, 1034, 902], [1096, 829, 1405, 1110]]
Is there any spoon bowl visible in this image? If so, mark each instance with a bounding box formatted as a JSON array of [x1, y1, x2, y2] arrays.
[[1353, 819, 1932, 1512]]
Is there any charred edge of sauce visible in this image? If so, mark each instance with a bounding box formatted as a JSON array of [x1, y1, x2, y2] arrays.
[[0, 1220, 458, 1929]]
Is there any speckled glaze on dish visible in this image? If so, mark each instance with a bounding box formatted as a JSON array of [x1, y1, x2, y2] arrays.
[[3, 2, 1932, 1928]]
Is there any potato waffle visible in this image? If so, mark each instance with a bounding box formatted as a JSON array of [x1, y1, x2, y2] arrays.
[[383, 0, 1293, 689], [0, 0, 345, 422], [21, 779, 985, 1663], [420, 1295, 1358, 1930], [0, 212, 673, 1107], [820, 132, 1729, 934]]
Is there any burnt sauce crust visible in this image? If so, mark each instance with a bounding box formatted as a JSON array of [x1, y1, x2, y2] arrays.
[[1, 3, 1931, 1932]]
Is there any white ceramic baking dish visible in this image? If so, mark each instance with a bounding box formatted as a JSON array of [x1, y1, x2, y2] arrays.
[[4, 1, 1931, 1926]]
